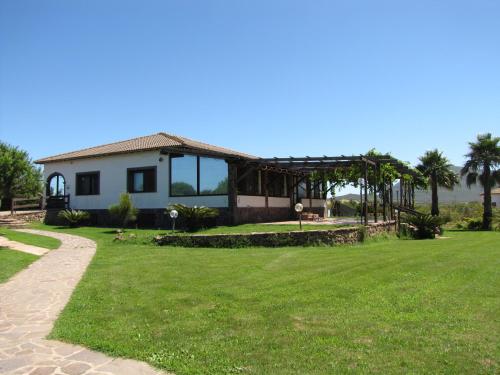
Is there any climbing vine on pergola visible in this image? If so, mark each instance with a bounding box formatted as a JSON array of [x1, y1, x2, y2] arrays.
[[230, 153, 423, 225]]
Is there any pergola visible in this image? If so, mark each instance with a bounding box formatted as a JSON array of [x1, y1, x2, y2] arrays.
[[228, 154, 421, 225]]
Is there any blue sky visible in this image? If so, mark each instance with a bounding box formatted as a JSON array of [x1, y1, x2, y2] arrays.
[[1, 0, 499, 168]]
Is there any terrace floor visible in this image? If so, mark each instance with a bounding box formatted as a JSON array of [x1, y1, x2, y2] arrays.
[[264, 217, 376, 225]]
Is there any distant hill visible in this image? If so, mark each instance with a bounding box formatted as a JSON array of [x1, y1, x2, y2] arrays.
[[335, 193, 362, 202], [336, 166, 487, 203]]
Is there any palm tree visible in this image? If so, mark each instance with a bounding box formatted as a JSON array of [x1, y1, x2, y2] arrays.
[[461, 133, 500, 230], [416, 150, 459, 216]]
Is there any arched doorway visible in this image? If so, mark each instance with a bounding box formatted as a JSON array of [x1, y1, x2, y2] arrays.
[[46, 173, 65, 197], [46, 173, 69, 209]]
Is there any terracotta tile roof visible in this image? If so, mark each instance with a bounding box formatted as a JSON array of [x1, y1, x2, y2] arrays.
[[35, 132, 257, 163]]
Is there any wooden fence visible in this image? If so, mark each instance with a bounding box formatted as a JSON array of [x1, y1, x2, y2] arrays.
[[11, 196, 44, 215]]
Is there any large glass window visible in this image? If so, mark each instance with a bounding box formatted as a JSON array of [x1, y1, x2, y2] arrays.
[[127, 167, 156, 193], [76, 172, 100, 195], [170, 154, 228, 196], [200, 157, 228, 194], [170, 155, 197, 195]]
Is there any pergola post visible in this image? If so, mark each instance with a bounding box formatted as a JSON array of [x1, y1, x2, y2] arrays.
[[308, 180, 313, 210], [364, 162, 368, 225], [264, 170, 269, 210], [382, 175, 387, 222], [289, 175, 295, 218], [227, 162, 238, 225], [373, 164, 378, 223], [411, 183, 416, 209], [407, 182, 411, 208], [398, 174, 403, 228], [389, 180, 394, 220], [359, 180, 363, 224]]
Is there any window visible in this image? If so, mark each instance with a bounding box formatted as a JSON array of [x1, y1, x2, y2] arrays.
[[76, 172, 100, 195], [200, 157, 228, 194], [170, 155, 197, 195], [47, 173, 65, 197], [127, 167, 156, 193], [170, 154, 228, 196]]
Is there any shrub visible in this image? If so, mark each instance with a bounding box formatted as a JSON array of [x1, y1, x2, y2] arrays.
[[466, 218, 483, 231], [405, 214, 441, 239], [166, 204, 219, 232], [108, 193, 138, 228], [57, 209, 90, 228]]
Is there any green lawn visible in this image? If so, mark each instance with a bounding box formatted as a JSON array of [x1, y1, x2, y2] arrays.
[[35, 224, 499, 374], [0, 246, 39, 283], [191, 223, 351, 234], [0, 226, 61, 249]]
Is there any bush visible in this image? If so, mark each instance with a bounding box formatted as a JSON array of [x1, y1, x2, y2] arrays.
[[108, 193, 138, 228], [57, 209, 90, 228], [166, 204, 219, 232], [405, 214, 441, 239], [466, 218, 483, 231]]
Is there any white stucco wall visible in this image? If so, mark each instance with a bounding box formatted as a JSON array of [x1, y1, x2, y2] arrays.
[[237, 195, 290, 208], [480, 193, 500, 207], [488, 194, 500, 207], [42, 151, 228, 210], [301, 198, 326, 208]]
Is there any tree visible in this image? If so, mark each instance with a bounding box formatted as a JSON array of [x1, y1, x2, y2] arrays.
[[461, 133, 500, 230], [0, 142, 43, 210], [416, 150, 459, 216]]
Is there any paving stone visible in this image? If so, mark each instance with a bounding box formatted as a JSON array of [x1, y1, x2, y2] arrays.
[[29, 366, 57, 375], [67, 349, 111, 366], [60, 362, 91, 375]]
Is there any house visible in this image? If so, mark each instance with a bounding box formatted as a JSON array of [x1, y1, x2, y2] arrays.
[[35, 133, 326, 226], [480, 188, 500, 207]]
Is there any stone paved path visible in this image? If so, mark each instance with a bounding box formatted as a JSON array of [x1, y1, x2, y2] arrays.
[[0, 236, 50, 256], [0, 229, 169, 375]]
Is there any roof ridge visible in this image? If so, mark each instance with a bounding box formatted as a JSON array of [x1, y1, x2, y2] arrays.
[[176, 134, 253, 155], [158, 132, 186, 146]]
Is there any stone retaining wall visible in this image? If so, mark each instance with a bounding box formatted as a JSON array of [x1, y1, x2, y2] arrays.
[[10, 211, 46, 222], [154, 221, 396, 248]]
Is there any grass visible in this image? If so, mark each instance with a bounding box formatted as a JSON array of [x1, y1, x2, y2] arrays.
[[0, 226, 61, 249], [33, 224, 499, 374], [0, 246, 39, 283], [179, 223, 352, 235]]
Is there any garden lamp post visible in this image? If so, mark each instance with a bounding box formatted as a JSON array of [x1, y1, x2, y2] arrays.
[[295, 203, 304, 230], [170, 209, 178, 232]]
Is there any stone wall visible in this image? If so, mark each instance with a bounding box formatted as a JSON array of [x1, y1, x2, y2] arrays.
[[154, 221, 396, 248], [10, 211, 46, 223]]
